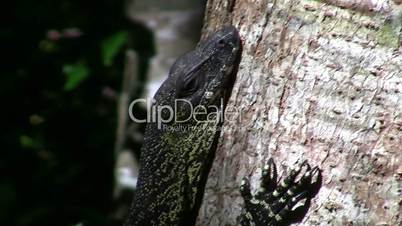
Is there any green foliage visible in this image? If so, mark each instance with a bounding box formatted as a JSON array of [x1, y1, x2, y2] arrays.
[[2, 0, 155, 224], [101, 31, 128, 67], [62, 62, 90, 91], [19, 135, 41, 149], [1, 0, 134, 225]]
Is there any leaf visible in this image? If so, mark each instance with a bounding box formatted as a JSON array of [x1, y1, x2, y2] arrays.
[[20, 135, 40, 149], [101, 31, 128, 66], [62, 62, 90, 91]]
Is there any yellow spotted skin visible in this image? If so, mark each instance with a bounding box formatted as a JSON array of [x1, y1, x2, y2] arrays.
[[125, 120, 220, 225]]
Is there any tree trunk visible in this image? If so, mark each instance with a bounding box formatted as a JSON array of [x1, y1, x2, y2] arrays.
[[197, 0, 402, 225]]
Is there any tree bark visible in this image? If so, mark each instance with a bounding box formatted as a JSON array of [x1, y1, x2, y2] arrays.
[[197, 0, 402, 225]]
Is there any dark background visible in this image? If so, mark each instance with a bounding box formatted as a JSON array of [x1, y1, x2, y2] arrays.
[[1, 0, 154, 225]]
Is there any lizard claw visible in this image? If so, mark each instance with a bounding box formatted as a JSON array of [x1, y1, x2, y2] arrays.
[[240, 158, 322, 226], [240, 177, 252, 202], [260, 158, 277, 193]]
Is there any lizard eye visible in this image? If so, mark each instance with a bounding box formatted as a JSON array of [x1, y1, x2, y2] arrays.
[[183, 78, 198, 93], [177, 76, 200, 97]]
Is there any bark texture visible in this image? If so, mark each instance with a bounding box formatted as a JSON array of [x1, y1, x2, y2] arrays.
[[197, 0, 402, 225]]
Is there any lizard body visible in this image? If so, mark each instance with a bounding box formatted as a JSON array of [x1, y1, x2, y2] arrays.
[[124, 26, 321, 226], [124, 26, 241, 226]]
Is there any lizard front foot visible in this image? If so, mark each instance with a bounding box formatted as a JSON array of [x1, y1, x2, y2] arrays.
[[239, 158, 321, 226]]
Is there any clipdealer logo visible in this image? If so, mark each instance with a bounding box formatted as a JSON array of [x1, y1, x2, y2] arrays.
[[128, 98, 236, 130]]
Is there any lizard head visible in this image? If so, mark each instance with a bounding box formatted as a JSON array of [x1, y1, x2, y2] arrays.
[[153, 26, 241, 124], [176, 26, 241, 106]]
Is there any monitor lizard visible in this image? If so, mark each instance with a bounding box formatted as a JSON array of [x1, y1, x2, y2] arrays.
[[124, 26, 321, 226]]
